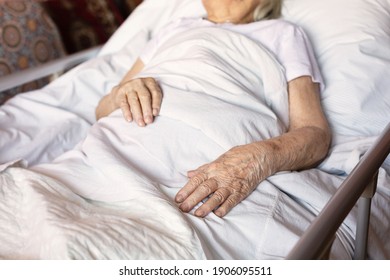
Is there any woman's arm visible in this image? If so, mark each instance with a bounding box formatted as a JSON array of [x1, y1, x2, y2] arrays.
[[95, 58, 162, 126], [175, 76, 331, 217], [270, 75, 331, 171]]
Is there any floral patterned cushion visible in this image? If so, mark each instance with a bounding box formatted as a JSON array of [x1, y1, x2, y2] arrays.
[[0, 0, 143, 105], [0, 1, 66, 104], [43, 0, 143, 54]]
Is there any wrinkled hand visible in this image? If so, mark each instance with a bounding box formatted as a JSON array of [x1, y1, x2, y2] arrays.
[[175, 144, 272, 218], [111, 77, 162, 126]]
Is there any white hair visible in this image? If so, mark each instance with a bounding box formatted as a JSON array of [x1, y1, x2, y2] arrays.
[[253, 0, 282, 21]]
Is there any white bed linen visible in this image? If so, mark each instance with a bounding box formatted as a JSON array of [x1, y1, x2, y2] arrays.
[[0, 31, 147, 165], [0, 162, 205, 259], [0, 26, 354, 260], [0, 0, 389, 259]]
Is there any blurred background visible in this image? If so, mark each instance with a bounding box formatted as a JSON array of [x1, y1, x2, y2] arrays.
[[0, 0, 143, 103]]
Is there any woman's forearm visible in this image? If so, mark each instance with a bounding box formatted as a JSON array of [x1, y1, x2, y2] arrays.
[[251, 125, 331, 177]]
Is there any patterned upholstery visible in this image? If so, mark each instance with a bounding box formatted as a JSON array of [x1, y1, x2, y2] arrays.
[[0, 1, 66, 104], [0, 0, 143, 105], [43, 0, 143, 54]]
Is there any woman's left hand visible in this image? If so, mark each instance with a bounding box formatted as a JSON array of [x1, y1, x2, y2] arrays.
[[175, 144, 273, 218]]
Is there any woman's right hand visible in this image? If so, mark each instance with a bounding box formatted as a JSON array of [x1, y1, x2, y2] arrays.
[[111, 77, 163, 126]]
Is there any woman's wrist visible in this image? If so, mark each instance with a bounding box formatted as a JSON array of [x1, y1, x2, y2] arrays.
[[109, 85, 120, 109], [230, 142, 277, 185], [96, 85, 120, 120], [251, 126, 331, 176], [251, 141, 279, 180]]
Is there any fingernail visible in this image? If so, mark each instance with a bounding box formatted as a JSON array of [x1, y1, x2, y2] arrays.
[[195, 210, 204, 217], [180, 202, 189, 212], [153, 108, 159, 116], [137, 120, 145, 127], [144, 115, 152, 124], [176, 195, 183, 203], [214, 210, 224, 217]]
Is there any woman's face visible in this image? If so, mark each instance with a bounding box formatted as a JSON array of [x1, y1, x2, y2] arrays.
[[202, 0, 261, 24]]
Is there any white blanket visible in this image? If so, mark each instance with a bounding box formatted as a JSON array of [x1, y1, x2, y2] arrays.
[[0, 27, 387, 259]]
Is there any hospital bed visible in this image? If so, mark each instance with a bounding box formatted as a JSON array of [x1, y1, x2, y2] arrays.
[[0, 0, 389, 260]]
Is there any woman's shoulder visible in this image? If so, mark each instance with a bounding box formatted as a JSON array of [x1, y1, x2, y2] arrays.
[[256, 19, 302, 31], [156, 17, 203, 36], [167, 17, 204, 27], [254, 19, 308, 39]]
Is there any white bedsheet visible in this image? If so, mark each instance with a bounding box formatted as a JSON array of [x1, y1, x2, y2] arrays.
[[0, 1, 389, 259], [0, 27, 353, 260], [0, 163, 205, 259], [0, 30, 147, 165]]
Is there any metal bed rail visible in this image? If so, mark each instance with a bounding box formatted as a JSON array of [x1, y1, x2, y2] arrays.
[[0, 45, 102, 93], [287, 122, 390, 259]]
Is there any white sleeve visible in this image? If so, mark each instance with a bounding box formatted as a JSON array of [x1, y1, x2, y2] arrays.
[[277, 24, 324, 90]]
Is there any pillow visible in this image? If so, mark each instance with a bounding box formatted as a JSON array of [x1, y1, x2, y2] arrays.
[[282, 0, 390, 137]]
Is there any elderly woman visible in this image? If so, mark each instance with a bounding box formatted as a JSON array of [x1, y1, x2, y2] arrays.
[[96, 0, 331, 218]]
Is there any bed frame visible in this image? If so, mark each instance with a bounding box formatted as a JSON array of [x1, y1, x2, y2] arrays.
[[287, 123, 390, 259], [1, 50, 389, 260], [0, 46, 101, 93]]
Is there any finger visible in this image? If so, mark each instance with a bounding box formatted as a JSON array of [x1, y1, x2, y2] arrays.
[[145, 78, 163, 116], [187, 169, 198, 178], [119, 95, 132, 122], [194, 187, 231, 218], [179, 178, 218, 213], [137, 82, 154, 124], [214, 192, 246, 218], [126, 91, 145, 127], [187, 163, 209, 178], [175, 171, 208, 203]]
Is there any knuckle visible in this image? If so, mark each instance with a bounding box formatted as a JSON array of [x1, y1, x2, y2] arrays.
[[134, 78, 143, 85], [122, 82, 133, 91], [241, 184, 252, 195], [127, 92, 139, 101], [225, 196, 238, 207], [145, 77, 154, 83], [191, 174, 205, 186], [119, 99, 128, 107], [212, 192, 224, 203], [138, 92, 151, 100], [199, 184, 211, 193]]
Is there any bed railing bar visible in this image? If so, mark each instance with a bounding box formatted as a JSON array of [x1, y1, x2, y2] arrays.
[[0, 45, 102, 92], [318, 236, 334, 260], [353, 171, 378, 260], [286, 123, 390, 260], [354, 196, 372, 259]]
